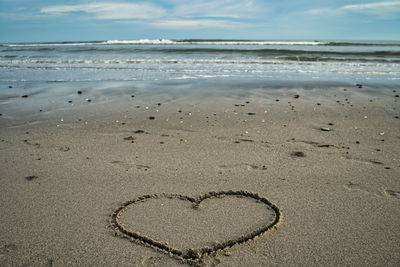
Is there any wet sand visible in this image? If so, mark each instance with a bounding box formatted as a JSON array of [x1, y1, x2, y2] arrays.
[[0, 83, 399, 266]]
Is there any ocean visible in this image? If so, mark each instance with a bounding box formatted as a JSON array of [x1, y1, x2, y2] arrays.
[[0, 39, 399, 117], [1, 39, 399, 84]]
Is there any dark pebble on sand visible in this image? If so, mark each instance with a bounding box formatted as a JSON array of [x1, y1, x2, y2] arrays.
[[178, 110, 182, 113], [245, 101, 250, 104], [381, 139, 385, 142], [376, 149, 381, 151], [356, 141, 360, 144], [9, 85, 12, 88], [395, 95, 399, 98], [68, 100, 72, 103], [293, 94, 300, 99], [247, 112, 256, 115], [25, 175, 38, 181], [276, 99, 279, 102], [131, 95, 135, 98], [291, 151, 305, 157], [317, 103, 321, 105], [0, 113, 2, 116], [148, 116, 155, 120], [77, 90, 83, 94], [157, 103, 161, 106], [395, 116, 399, 119], [21, 95, 28, 98], [328, 123, 334, 126], [356, 84, 363, 88], [123, 136, 136, 141], [133, 130, 145, 134], [87, 99, 91, 102], [384, 167, 391, 170]]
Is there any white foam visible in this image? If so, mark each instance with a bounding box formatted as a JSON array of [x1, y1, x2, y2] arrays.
[[106, 39, 175, 45]]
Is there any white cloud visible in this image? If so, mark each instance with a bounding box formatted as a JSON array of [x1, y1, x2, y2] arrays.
[[39, 0, 262, 29], [307, 1, 400, 16], [41, 2, 165, 19], [342, 1, 400, 10], [149, 19, 241, 29]]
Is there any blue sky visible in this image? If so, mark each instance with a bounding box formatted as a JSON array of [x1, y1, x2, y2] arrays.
[[0, 0, 399, 42]]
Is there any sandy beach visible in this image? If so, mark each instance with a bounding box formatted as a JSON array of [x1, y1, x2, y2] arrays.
[[1, 83, 399, 266]]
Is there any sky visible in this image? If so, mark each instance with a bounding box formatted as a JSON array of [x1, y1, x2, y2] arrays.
[[0, 0, 399, 42]]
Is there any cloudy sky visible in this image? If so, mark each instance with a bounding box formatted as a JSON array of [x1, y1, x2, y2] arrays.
[[0, 0, 399, 42]]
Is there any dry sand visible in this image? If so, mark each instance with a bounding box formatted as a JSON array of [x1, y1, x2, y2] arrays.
[[0, 84, 399, 266]]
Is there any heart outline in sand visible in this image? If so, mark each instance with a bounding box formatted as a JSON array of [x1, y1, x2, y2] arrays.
[[110, 190, 281, 264]]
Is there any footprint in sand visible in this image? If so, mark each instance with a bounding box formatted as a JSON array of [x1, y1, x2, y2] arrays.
[[110, 161, 151, 171], [217, 163, 267, 171], [344, 182, 400, 200], [383, 190, 400, 199], [342, 155, 384, 166], [54, 146, 70, 152], [343, 182, 372, 194]]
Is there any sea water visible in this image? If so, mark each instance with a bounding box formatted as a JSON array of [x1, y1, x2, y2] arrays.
[[1, 39, 399, 84], [0, 40, 399, 116]]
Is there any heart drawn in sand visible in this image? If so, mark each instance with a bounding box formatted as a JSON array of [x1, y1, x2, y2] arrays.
[[110, 190, 280, 264]]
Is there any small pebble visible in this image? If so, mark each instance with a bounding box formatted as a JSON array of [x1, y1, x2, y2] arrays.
[[291, 151, 305, 157], [25, 175, 38, 181], [131, 95, 135, 98], [321, 127, 331, 131], [356, 141, 360, 144], [148, 116, 155, 120], [21, 95, 28, 98], [9, 85, 12, 88], [77, 90, 82, 94], [293, 94, 300, 99], [247, 112, 256, 115], [395, 95, 399, 98]]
